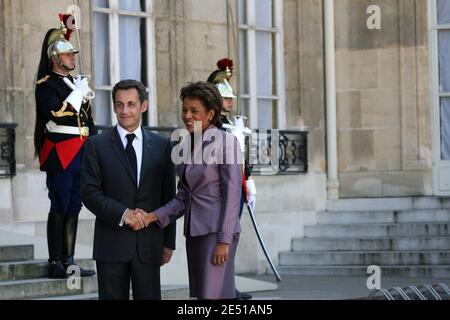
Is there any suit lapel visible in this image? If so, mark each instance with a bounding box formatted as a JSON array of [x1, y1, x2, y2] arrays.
[[138, 128, 153, 188], [183, 126, 217, 190], [110, 127, 137, 186]]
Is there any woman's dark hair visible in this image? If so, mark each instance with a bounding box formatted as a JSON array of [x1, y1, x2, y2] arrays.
[[180, 82, 223, 128], [34, 29, 55, 157], [112, 79, 148, 104]]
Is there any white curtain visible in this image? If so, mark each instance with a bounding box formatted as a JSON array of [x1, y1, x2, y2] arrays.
[[119, 1, 142, 80], [441, 100, 450, 160], [238, 0, 275, 129], [438, 5, 450, 159], [92, 0, 143, 125], [438, 0, 450, 24], [93, 12, 111, 125], [93, 0, 108, 8], [255, 0, 273, 28], [119, 0, 143, 12], [255, 2, 274, 129]]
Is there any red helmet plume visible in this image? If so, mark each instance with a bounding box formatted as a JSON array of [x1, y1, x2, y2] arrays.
[[58, 14, 76, 41], [217, 58, 234, 72]]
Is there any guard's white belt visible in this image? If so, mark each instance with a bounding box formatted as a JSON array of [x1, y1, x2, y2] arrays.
[[46, 121, 89, 136]]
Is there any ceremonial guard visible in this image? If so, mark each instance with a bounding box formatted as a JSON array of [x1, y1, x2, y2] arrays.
[[208, 59, 257, 299], [34, 14, 96, 278]]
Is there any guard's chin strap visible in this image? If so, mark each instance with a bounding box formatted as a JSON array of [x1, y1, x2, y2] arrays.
[[55, 56, 75, 72]]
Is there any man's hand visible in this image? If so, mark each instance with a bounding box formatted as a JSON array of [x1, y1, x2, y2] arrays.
[[161, 247, 173, 266], [123, 209, 146, 231], [213, 243, 230, 266], [135, 209, 159, 226]]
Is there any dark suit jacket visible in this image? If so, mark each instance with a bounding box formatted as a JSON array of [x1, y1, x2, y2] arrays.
[[81, 126, 176, 264]]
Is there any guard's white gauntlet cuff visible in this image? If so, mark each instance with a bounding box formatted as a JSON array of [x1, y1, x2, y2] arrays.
[[246, 179, 257, 195], [65, 89, 83, 113]]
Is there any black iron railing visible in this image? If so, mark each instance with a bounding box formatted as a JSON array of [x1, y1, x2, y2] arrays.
[[94, 126, 308, 175], [0, 123, 17, 177], [247, 129, 308, 176]]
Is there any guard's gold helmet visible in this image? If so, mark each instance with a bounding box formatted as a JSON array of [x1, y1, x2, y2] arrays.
[[47, 14, 79, 59], [207, 58, 237, 99], [216, 79, 237, 99]]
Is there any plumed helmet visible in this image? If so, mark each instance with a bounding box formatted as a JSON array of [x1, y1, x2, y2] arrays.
[[207, 58, 237, 99], [216, 79, 237, 98], [47, 14, 79, 59]]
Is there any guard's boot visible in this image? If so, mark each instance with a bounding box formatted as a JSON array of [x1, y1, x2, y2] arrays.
[[62, 215, 96, 277], [235, 289, 252, 300], [47, 213, 67, 279]]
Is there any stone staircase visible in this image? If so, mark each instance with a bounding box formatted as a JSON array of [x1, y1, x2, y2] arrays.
[[0, 244, 189, 300], [277, 197, 450, 278]]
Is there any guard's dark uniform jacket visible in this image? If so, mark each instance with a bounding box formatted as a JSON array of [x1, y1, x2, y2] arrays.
[[35, 71, 96, 173], [220, 115, 252, 205]]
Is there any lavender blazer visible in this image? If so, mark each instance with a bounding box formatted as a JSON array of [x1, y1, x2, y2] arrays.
[[154, 126, 242, 244]]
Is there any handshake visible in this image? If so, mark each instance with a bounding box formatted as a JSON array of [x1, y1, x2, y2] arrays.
[[124, 208, 158, 231]]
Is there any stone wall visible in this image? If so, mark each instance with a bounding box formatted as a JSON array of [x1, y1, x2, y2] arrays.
[[0, 1, 94, 223], [285, 0, 327, 176], [154, 0, 238, 126], [0, 0, 437, 273], [0, 0, 320, 275], [334, 0, 432, 197], [1, 0, 92, 171]]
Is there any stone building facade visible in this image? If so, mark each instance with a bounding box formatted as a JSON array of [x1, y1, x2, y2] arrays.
[[0, 0, 443, 275]]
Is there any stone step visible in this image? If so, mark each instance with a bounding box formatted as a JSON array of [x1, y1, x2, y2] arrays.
[[276, 265, 450, 278], [0, 245, 34, 262], [317, 209, 450, 224], [279, 250, 450, 266], [292, 236, 450, 252], [35, 293, 98, 300], [327, 197, 450, 212], [35, 285, 190, 300], [0, 259, 95, 281], [304, 223, 450, 238], [0, 275, 98, 300]]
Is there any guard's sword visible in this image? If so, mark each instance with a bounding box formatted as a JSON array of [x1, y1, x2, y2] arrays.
[[246, 203, 282, 282]]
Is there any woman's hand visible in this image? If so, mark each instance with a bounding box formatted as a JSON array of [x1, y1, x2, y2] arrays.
[[135, 209, 159, 227], [213, 243, 230, 266]]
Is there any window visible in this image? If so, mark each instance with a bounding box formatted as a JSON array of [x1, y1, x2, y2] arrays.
[[429, 0, 450, 194], [430, 0, 450, 159], [92, 0, 157, 126], [238, 0, 286, 129]]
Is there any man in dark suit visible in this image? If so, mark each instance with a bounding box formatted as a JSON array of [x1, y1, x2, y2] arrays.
[[81, 80, 176, 300]]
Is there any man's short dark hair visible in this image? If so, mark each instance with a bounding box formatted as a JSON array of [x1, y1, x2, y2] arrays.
[[112, 80, 148, 104]]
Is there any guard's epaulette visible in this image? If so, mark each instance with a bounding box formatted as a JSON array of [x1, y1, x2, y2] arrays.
[[36, 75, 50, 85]]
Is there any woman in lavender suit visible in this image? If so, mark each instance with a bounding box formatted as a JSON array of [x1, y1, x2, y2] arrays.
[[142, 82, 243, 299]]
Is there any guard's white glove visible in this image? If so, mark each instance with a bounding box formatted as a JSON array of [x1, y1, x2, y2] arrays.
[[64, 77, 95, 112], [246, 179, 257, 212], [247, 193, 256, 212], [74, 76, 92, 98], [65, 85, 83, 113], [230, 116, 252, 153]]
